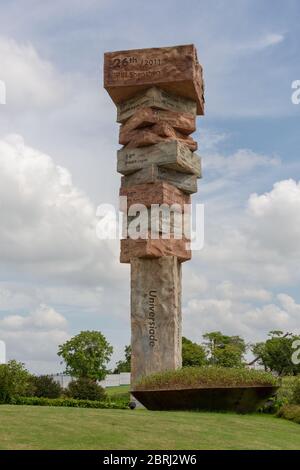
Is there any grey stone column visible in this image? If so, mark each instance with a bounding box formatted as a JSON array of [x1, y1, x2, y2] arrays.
[[130, 256, 182, 387]]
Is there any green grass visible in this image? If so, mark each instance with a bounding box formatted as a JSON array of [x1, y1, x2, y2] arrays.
[[0, 405, 299, 449], [105, 385, 130, 396], [135, 366, 278, 390]]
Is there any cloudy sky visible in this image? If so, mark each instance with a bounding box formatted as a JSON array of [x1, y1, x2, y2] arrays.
[[0, 0, 300, 374]]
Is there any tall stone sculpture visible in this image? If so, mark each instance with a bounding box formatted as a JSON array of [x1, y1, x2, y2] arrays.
[[104, 45, 204, 386]]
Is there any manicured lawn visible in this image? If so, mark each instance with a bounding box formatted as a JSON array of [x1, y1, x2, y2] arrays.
[[0, 406, 299, 449], [105, 385, 130, 396]]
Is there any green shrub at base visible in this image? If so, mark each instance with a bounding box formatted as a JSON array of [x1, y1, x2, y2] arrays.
[[259, 376, 300, 413], [277, 405, 300, 424], [66, 378, 106, 401], [9, 396, 129, 409], [30, 375, 62, 398], [135, 366, 278, 391], [292, 379, 300, 404], [0, 360, 33, 403]]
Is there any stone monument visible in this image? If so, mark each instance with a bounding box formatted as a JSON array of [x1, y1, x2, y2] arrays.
[[104, 44, 205, 386]]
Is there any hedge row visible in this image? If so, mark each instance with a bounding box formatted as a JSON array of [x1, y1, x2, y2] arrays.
[[9, 396, 129, 409]]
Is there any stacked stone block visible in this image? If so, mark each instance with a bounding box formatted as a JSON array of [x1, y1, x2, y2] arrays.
[[104, 44, 204, 385]]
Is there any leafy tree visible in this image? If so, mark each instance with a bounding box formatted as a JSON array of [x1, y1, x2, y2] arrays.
[[203, 331, 246, 367], [113, 345, 131, 373], [182, 337, 207, 367], [213, 344, 244, 368], [58, 331, 113, 381], [251, 331, 300, 376], [30, 375, 62, 398], [0, 360, 32, 403], [67, 377, 106, 401]]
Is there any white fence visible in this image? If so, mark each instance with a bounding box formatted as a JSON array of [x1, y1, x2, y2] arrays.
[[99, 372, 130, 388], [50, 372, 130, 389]]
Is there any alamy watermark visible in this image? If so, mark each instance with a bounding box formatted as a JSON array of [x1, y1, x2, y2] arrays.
[[0, 80, 6, 104], [95, 198, 204, 251], [292, 339, 300, 365], [0, 340, 6, 364], [291, 80, 300, 105]]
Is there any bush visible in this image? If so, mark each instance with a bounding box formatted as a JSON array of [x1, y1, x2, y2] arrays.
[[277, 405, 300, 424], [30, 375, 62, 398], [292, 378, 300, 404], [259, 376, 300, 413], [0, 360, 32, 403], [277, 376, 299, 403], [9, 396, 129, 409], [135, 366, 278, 391], [67, 378, 106, 401], [259, 395, 288, 414]]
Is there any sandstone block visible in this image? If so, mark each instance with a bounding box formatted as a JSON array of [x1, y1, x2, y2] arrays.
[[117, 87, 197, 123], [117, 141, 201, 176], [131, 256, 182, 385], [121, 165, 198, 194], [121, 129, 165, 148], [119, 107, 196, 137], [119, 123, 197, 151], [119, 181, 190, 209], [104, 44, 205, 114], [120, 238, 191, 263]]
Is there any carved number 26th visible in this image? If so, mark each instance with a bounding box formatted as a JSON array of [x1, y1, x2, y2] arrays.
[[112, 57, 161, 68]]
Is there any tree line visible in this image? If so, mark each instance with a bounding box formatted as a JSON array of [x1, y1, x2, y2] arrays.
[[58, 329, 300, 380]]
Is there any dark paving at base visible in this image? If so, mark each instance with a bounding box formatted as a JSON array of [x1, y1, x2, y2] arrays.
[[132, 386, 278, 413]]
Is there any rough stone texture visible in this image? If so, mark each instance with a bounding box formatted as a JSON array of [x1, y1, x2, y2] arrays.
[[117, 141, 201, 176], [120, 238, 191, 263], [104, 44, 205, 114], [119, 107, 196, 137], [121, 165, 198, 194], [121, 129, 165, 148], [126, 135, 197, 152], [117, 86, 197, 123], [120, 182, 190, 209], [119, 124, 197, 151], [151, 121, 195, 140], [130, 256, 182, 385]]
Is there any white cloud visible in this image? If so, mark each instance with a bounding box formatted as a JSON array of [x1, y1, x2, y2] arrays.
[[0, 134, 121, 285], [183, 173, 300, 343], [184, 292, 300, 343], [184, 297, 246, 339], [204, 148, 280, 177], [0, 285, 36, 311], [244, 293, 300, 333], [0, 36, 66, 109], [0, 133, 128, 373], [196, 177, 300, 287], [216, 281, 273, 302], [0, 304, 69, 373], [197, 129, 228, 152], [0, 304, 67, 330], [248, 179, 300, 256], [236, 33, 285, 52]]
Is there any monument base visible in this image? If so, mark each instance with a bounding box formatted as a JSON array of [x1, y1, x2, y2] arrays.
[[132, 386, 279, 413], [130, 256, 182, 386]]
